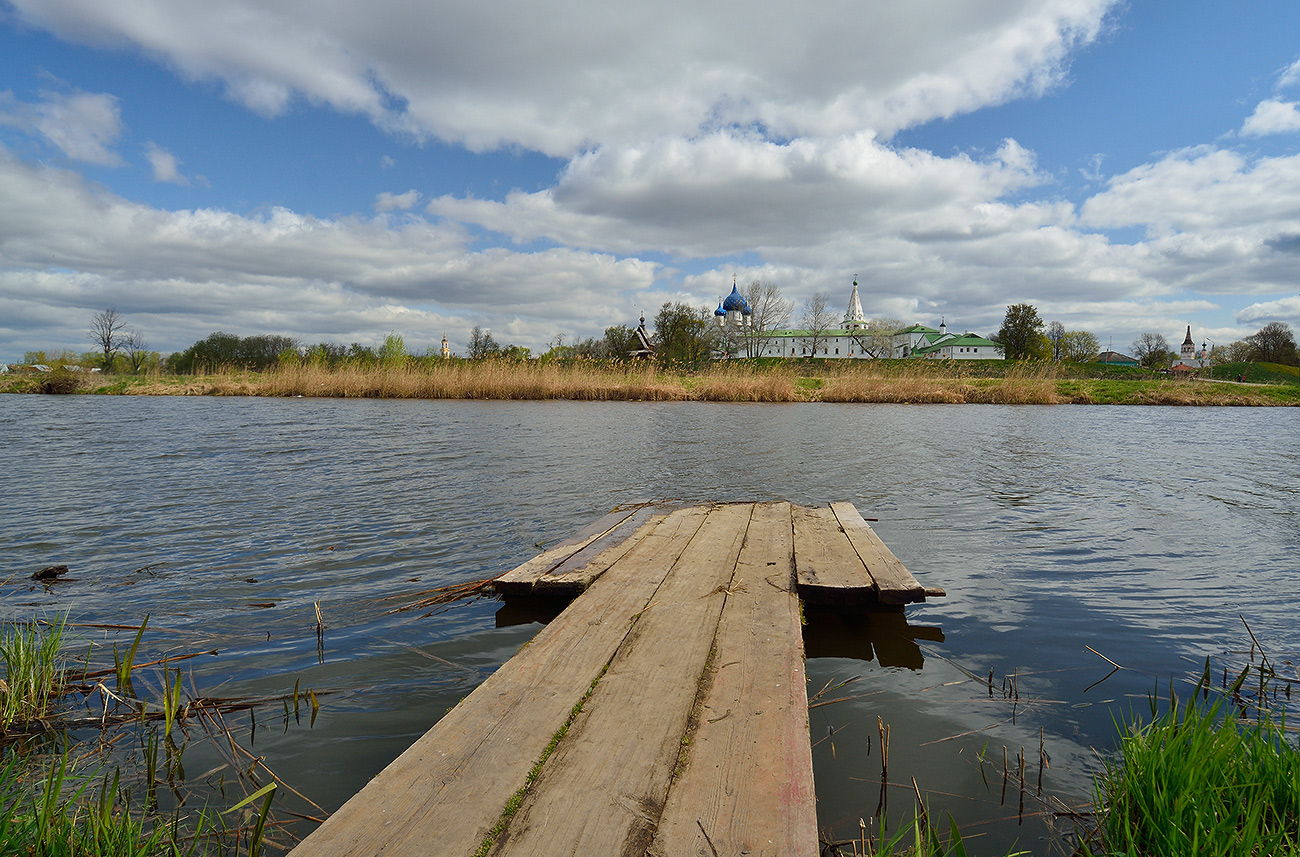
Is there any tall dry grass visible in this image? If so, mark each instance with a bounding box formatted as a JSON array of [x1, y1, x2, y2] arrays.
[[819, 361, 1063, 404], [114, 359, 1297, 405], [127, 360, 814, 402], [689, 364, 801, 402]]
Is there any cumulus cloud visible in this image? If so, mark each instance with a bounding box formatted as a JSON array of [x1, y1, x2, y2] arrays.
[[5, 0, 1299, 359], [374, 190, 421, 212], [0, 145, 655, 355], [1237, 294, 1300, 324], [144, 142, 189, 184], [9, 0, 1117, 156], [429, 133, 1046, 258], [1241, 99, 1300, 137], [0, 87, 124, 164]]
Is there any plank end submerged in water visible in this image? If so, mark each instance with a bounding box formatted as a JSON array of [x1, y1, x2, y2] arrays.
[[830, 501, 926, 605]]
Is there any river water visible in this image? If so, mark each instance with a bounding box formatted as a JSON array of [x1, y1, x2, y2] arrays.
[[2, 396, 1297, 854]]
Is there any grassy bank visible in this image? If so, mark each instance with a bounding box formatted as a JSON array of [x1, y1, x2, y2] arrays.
[[1079, 675, 1300, 856], [4, 359, 1299, 405], [1, 614, 315, 855]]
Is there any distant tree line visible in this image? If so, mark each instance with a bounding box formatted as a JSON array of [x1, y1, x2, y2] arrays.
[[1130, 322, 1297, 369], [21, 304, 1293, 376], [995, 304, 1099, 361], [995, 303, 1298, 369]]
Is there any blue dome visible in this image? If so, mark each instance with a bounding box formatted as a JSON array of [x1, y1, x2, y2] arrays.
[[721, 284, 749, 313], [714, 302, 726, 317]]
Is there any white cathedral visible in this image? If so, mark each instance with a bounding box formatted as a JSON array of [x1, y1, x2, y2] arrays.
[[716, 277, 1003, 360]]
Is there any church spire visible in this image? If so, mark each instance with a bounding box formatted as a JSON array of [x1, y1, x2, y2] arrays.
[[844, 275, 867, 329]]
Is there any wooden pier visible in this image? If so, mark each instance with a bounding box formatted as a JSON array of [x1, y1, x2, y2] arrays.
[[291, 501, 942, 857]]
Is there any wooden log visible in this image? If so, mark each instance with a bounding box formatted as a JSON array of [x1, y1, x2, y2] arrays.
[[493, 502, 647, 597], [649, 501, 817, 857], [289, 505, 710, 857], [491, 503, 756, 857], [829, 502, 925, 605]]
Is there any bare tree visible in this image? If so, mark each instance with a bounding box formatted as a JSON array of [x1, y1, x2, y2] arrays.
[[1047, 321, 1067, 361], [1245, 321, 1298, 365], [467, 326, 500, 359], [121, 328, 150, 374], [1218, 340, 1252, 363], [740, 280, 794, 358], [89, 308, 126, 372], [848, 316, 903, 358], [801, 292, 836, 358], [1131, 332, 1172, 369]]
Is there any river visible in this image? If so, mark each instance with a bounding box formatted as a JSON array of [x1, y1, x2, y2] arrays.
[[2, 396, 1297, 854]]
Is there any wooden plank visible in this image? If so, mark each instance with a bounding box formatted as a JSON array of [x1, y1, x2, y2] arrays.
[[491, 503, 756, 857], [649, 501, 817, 857], [289, 505, 710, 857], [792, 504, 875, 607], [493, 502, 646, 596], [830, 502, 925, 605], [530, 505, 668, 596]]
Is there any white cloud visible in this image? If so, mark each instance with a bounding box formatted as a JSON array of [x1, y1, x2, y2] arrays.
[[9, 0, 1117, 156], [144, 142, 189, 184], [0, 145, 656, 356], [1241, 99, 1300, 137], [373, 190, 421, 212], [0, 87, 124, 164], [1278, 57, 1300, 89], [429, 133, 1046, 258], [1237, 295, 1300, 325]]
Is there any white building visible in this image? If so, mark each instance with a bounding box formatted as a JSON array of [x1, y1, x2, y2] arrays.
[[719, 277, 1003, 360], [1170, 325, 1211, 371]]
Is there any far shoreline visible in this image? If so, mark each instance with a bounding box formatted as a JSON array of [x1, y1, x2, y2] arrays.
[[4, 359, 1299, 406]]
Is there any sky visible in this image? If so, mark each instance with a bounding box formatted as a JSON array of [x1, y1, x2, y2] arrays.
[[2, 0, 1300, 362]]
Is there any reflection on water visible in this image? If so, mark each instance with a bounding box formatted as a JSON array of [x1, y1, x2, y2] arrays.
[[803, 610, 944, 670], [2, 396, 1297, 855]]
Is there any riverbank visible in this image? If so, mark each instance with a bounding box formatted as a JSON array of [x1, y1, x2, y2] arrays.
[[3, 359, 1299, 405]]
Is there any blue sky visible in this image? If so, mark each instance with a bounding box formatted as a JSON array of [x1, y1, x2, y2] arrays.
[[2, 0, 1299, 361]]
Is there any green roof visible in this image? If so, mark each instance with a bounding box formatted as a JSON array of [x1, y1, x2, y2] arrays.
[[912, 334, 999, 354]]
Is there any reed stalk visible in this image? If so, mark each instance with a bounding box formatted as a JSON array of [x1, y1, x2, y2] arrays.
[[1, 613, 68, 729]]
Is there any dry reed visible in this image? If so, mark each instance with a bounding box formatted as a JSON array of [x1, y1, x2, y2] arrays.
[[108, 360, 1298, 406], [820, 361, 1062, 404]]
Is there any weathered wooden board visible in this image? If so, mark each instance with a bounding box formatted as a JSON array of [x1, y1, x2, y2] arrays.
[[490, 503, 755, 857], [529, 505, 669, 596], [292, 500, 937, 857], [830, 501, 926, 605], [289, 505, 709, 857], [791, 504, 877, 607], [649, 501, 817, 857], [493, 502, 649, 597]]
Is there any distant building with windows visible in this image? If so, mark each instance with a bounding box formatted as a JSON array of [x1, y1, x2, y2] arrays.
[[716, 276, 1003, 360]]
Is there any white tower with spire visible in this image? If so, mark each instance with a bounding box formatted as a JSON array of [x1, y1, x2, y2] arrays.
[[843, 276, 867, 330]]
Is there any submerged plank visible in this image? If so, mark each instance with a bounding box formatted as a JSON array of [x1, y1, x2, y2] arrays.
[[530, 505, 668, 596], [493, 502, 647, 596], [289, 506, 709, 857], [491, 503, 756, 857], [830, 501, 925, 605], [650, 501, 817, 857]]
